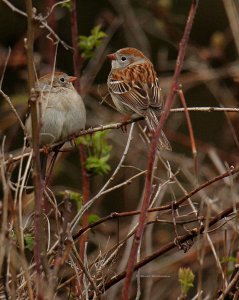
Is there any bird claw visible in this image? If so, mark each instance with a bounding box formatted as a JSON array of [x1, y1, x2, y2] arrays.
[[174, 236, 194, 253], [69, 134, 78, 147], [120, 115, 132, 133], [42, 145, 51, 155], [121, 123, 128, 133]]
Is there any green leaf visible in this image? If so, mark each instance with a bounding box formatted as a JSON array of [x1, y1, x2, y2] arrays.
[[68, 191, 83, 210], [221, 256, 237, 264], [24, 234, 34, 251], [88, 214, 100, 224], [178, 267, 195, 296], [78, 25, 107, 59], [85, 155, 111, 175], [78, 131, 112, 176], [61, 1, 72, 9]]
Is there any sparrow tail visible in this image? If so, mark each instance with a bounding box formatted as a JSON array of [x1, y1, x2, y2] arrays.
[[145, 109, 171, 151]]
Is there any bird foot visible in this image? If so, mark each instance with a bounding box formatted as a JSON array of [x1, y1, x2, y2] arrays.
[[69, 134, 78, 147], [120, 115, 132, 133], [121, 123, 128, 133], [42, 145, 51, 155]]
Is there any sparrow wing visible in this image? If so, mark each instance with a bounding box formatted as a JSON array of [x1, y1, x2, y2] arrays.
[[108, 63, 163, 116], [147, 78, 163, 113], [108, 78, 150, 116]]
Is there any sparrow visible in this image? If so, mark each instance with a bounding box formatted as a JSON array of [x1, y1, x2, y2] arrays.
[[25, 72, 86, 178], [107, 47, 171, 150], [25, 72, 86, 145]]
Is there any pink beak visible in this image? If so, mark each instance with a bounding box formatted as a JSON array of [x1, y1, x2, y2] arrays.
[[107, 53, 116, 61], [68, 76, 77, 82]]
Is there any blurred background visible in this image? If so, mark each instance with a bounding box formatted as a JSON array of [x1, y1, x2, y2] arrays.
[[1, 0, 239, 299]]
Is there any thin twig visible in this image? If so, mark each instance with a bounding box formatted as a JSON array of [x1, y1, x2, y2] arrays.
[[223, 0, 239, 55], [2, 0, 71, 49], [73, 165, 239, 240], [94, 201, 239, 298], [0, 90, 26, 132], [0, 47, 11, 89], [177, 88, 198, 176], [218, 268, 239, 300], [70, 123, 135, 232], [206, 233, 227, 289]]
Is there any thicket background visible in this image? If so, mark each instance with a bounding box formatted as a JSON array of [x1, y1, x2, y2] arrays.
[[1, 0, 239, 299]]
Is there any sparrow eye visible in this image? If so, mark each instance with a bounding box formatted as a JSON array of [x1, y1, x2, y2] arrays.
[[60, 77, 65, 83], [121, 56, 127, 62]]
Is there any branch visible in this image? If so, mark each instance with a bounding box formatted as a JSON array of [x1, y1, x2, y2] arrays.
[[25, 0, 44, 297], [94, 201, 239, 297], [70, 0, 82, 92], [70, 124, 135, 232], [2, 106, 239, 168], [49, 106, 239, 149], [73, 165, 239, 240], [122, 1, 200, 298], [2, 0, 71, 50], [0, 90, 26, 133]]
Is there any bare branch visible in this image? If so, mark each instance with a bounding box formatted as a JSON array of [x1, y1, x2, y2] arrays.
[[2, 0, 72, 49]]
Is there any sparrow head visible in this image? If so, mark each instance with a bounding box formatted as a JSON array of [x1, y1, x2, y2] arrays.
[[107, 47, 147, 70], [37, 72, 77, 90]]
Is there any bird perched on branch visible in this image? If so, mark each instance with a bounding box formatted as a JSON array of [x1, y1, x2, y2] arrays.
[[107, 47, 171, 150], [25, 72, 86, 178]]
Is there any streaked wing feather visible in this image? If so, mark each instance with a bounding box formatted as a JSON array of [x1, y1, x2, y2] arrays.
[[108, 79, 149, 115], [109, 80, 131, 94], [148, 79, 163, 110]]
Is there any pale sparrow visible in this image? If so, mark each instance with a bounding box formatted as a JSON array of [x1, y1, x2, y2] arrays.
[[25, 72, 86, 145], [107, 47, 171, 150], [25, 72, 86, 179]]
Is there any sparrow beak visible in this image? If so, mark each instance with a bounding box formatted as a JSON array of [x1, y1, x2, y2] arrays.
[[68, 76, 77, 82], [107, 53, 116, 61]]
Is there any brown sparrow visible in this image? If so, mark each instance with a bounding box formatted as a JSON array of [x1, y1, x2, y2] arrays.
[[25, 72, 86, 145], [107, 47, 171, 150]]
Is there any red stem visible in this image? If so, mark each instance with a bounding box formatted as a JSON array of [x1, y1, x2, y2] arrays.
[[79, 144, 90, 269], [122, 1, 200, 299], [70, 0, 83, 92], [25, 0, 45, 298], [70, 1, 89, 295], [177, 88, 198, 176], [46, 0, 56, 67]]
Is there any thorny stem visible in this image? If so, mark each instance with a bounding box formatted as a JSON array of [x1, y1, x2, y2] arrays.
[[122, 1, 199, 299]]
